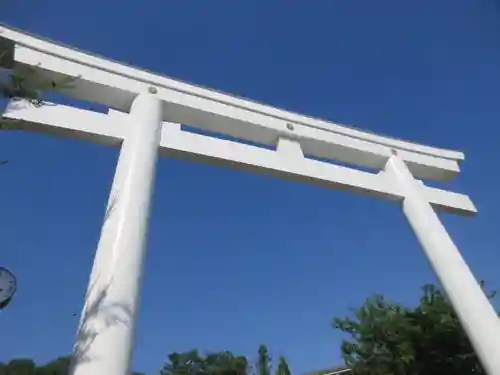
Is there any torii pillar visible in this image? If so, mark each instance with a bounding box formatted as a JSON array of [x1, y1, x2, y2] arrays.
[[70, 92, 162, 375]]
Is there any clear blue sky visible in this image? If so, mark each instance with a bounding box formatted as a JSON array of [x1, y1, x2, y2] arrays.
[[2, 1, 500, 374]]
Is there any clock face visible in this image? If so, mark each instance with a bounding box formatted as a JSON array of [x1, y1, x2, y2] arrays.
[[0, 267, 16, 306]]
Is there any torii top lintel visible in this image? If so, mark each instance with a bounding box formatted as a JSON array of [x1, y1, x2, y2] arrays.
[[0, 24, 476, 217], [0, 24, 464, 182]]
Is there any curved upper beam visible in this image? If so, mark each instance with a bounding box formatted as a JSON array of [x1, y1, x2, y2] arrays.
[[0, 24, 464, 181]]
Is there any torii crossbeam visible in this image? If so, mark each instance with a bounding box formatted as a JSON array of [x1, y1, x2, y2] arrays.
[[1, 25, 499, 375]]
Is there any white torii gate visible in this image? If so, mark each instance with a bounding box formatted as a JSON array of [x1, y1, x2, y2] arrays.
[[1, 25, 499, 375]]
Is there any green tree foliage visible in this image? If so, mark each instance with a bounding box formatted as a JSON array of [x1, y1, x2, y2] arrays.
[[257, 345, 271, 375], [161, 349, 248, 375], [0, 40, 77, 125], [0, 359, 36, 375], [161, 346, 290, 375], [0, 62, 50, 129], [0, 356, 144, 375], [0, 357, 67, 375], [255, 345, 292, 375], [0, 62, 75, 126], [33, 356, 70, 375], [275, 356, 291, 375], [332, 283, 497, 375], [204, 352, 248, 375], [1, 345, 286, 375], [0, 43, 76, 164]]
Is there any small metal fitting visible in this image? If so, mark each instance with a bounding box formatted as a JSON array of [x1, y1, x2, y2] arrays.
[[148, 86, 158, 94], [286, 123, 294, 131]]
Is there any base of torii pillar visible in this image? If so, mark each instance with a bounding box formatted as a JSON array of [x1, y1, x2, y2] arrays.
[[69, 92, 163, 375]]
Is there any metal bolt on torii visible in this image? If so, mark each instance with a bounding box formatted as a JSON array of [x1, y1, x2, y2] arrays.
[[1, 24, 499, 375]]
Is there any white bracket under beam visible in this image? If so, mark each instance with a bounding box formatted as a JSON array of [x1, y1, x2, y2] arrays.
[[0, 25, 463, 181], [3, 102, 476, 216]]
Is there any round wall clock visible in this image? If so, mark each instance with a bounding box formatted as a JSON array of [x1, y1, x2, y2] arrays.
[[0, 267, 17, 309]]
